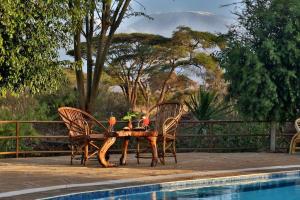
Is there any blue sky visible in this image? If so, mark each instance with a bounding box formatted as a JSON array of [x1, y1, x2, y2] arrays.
[[117, 0, 240, 34], [131, 0, 239, 17], [60, 0, 240, 68]]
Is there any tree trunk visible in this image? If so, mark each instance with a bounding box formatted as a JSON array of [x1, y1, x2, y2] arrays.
[[72, 0, 131, 112], [130, 86, 138, 111], [74, 15, 85, 110], [88, 0, 131, 111], [157, 65, 176, 104], [85, 9, 94, 112], [138, 81, 150, 112]]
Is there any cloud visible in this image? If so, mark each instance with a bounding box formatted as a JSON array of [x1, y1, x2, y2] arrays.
[[118, 11, 235, 36]]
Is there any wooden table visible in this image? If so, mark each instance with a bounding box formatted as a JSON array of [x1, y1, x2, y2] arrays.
[[98, 130, 158, 167]]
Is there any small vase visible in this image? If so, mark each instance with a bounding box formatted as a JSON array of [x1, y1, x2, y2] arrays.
[[128, 120, 133, 130]]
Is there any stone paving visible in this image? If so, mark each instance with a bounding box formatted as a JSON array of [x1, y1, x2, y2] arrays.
[[1, 152, 300, 199]]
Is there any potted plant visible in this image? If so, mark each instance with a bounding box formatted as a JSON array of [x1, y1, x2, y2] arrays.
[[122, 111, 139, 130]]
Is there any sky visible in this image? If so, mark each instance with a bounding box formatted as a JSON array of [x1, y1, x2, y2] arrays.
[[118, 0, 241, 84], [131, 0, 239, 16], [117, 0, 241, 35], [60, 0, 240, 69]]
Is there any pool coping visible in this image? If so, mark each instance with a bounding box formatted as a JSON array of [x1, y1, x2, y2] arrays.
[[38, 168, 300, 200]]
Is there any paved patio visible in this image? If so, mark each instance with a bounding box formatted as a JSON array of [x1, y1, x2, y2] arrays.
[[1, 152, 300, 200]]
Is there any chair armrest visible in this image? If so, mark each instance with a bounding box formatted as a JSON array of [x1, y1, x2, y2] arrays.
[[295, 118, 300, 133], [162, 117, 180, 136], [84, 113, 109, 133], [69, 134, 88, 141]]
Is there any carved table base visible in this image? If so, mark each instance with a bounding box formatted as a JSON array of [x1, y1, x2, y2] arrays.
[[98, 137, 116, 167], [98, 130, 158, 168]]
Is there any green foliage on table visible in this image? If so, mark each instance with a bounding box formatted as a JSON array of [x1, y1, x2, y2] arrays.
[[185, 89, 232, 120], [0, 0, 70, 96], [219, 0, 300, 121], [122, 111, 140, 121]]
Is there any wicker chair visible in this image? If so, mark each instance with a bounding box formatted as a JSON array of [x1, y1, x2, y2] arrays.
[[58, 107, 108, 165], [136, 102, 183, 164], [289, 118, 300, 154]]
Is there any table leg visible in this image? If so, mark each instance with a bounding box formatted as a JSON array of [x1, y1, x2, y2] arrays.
[[120, 136, 130, 165], [98, 137, 116, 167], [146, 136, 158, 167]]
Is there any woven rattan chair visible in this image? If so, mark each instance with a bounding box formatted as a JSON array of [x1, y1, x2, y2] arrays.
[[58, 107, 108, 165], [136, 102, 183, 164], [289, 118, 300, 154]]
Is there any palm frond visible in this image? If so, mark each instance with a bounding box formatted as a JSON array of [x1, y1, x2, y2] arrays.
[[185, 89, 232, 120]]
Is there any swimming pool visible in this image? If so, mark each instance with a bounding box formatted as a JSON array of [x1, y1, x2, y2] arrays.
[[42, 171, 300, 200], [103, 175, 300, 200]]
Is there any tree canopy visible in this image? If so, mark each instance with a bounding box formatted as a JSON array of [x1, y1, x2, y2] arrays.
[[72, 27, 225, 111], [220, 0, 300, 121], [106, 33, 169, 110], [0, 0, 70, 95]]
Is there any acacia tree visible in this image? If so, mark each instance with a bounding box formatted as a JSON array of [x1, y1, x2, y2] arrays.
[[0, 1, 70, 95], [140, 27, 226, 105], [145, 71, 197, 105], [220, 0, 300, 121], [106, 31, 199, 110], [69, 0, 141, 112], [107, 33, 168, 110], [107, 27, 225, 110], [73, 26, 225, 111]]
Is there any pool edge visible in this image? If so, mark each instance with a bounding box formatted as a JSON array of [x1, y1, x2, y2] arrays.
[[38, 170, 300, 200]]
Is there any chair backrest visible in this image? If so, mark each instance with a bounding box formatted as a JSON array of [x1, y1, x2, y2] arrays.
[[295, 118, 300, 133], [58, 107, 108, 138], [58, 107, 89, 137], [149, 103, 183, 136]]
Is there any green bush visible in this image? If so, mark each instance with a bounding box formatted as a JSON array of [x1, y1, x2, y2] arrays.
[[93, 87, 130, 120], [36, 87, 78, 119], [0, 94, 49, 153], [177, 122, 271, 152]]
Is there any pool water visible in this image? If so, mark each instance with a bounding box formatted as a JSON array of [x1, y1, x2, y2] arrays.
[[42, 172, 300, 200], [96, 176, 300, 200]]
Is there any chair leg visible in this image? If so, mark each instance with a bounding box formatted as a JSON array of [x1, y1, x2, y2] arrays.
[[83, 143, 89, 166], [172, 140, 177, 163], [70, 145, 74, 165], [136, 138, 140, 164], [81, 152, 84, 165], [289, 135, 297, 154], [159, 140, 166, 165], [289, 138, 294, 154]]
